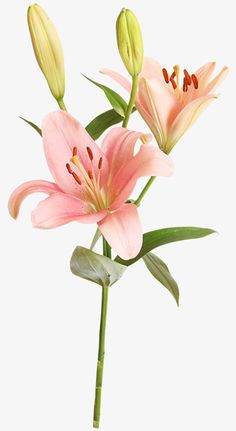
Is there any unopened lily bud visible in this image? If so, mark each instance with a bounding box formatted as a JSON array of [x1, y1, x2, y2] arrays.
[[27, 4, 65, 103], [116, 8, 143, 77]]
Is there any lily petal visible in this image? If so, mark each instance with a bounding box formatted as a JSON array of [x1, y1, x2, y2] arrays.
[[31, 192, 107, 229], [8, 180, 60, 219], [100, 68, 132, 92], [194, 62, 216, 90], [138, 78, 176, 148], [98, 204, 142, 260], [140, 57, 164, 81], [167, 95, 217, 152], [204, 66, 229, 95], [42, 111, 108, 196], [101, 127, 152, 179], [110, 144, 174, 209]]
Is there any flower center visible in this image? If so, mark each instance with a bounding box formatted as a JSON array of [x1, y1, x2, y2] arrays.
[[66, 146, 107, 211], [162, 66, 198, 93]]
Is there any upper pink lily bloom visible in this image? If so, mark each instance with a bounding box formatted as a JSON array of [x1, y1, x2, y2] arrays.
[[9, 111, 173, 260], [101, 58, 228, 153]]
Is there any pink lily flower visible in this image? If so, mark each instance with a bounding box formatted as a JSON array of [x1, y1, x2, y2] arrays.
[[9, 111, 173, 259], [101, 58, 228, 153]]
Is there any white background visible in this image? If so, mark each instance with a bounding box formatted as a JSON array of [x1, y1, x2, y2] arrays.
[[1, 0, 235, 430]]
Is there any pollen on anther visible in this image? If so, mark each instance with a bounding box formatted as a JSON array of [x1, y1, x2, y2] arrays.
[[183, 69, 191, 86], [73, 146, 78, 156], [162, 68, 169, 83], [72, 172, 82, 185], [88, 170, 93, 180], [86, 146, 94, 161], [98, 157, 103, 170], [66, 163, 73, 174], [183, 78, 188, 92], [191, 74, 198, 89], [170, 77, 177, 90]]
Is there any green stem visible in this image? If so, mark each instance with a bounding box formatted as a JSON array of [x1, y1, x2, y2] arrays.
[[57, 98, 67, 111], [122, 75, 138, 128], [93, 238, 111, 428], [135, 176, 156, 206]]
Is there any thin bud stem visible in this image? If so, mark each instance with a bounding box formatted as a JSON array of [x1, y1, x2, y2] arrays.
[[122, 75, 138, 128]]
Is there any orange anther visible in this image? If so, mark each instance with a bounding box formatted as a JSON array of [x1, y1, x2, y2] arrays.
[[162, 68, 169, 83], [88, 170, 93, 180], [98, 157, 103, 170], [72, 172, 82, 185], [191, 74, 198, 89], [66, 163, 73, 174], [183, 69, 191, 85], [86, 146, 94, 161], [183, 77, 188, 92], [170, 77, 177, 90]]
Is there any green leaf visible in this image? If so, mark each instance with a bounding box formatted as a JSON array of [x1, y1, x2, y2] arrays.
[[86, 109, 124, 140], [19, 116, 42, 136], [70, 246, 126, 288], [90, 228, 102, 250], [143, 253, 179, 305], [115, 226, 216, 266], [82, 74, 128, 117]]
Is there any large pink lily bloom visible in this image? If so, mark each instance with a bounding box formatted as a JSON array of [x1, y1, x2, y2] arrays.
[[101, 58, 228, 153], [9, 111, 173, 259]]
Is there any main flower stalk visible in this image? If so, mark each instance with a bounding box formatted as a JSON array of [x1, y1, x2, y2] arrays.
[[93, 238, 111, 428]]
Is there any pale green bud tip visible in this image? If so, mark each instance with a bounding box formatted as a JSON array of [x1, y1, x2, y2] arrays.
[[116, 8, 144, 77], [27, 3, 65, 101]]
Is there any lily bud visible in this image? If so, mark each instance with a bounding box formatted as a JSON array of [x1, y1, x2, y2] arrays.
[[27, 4, 65, 103], [116, 8, 143, 77]]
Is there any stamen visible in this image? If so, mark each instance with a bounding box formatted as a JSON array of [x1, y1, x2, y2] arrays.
[[66, 163, 82, 185], [191, 74, 198, 89], [183, 78, 188, 92], [86, 146, 94, 161], [98, 157, 103, 170], [183, 69, 191, 85], [66, 163, 73, 174], [169, 71, 177, 90], [73, 146, 78, 156], [88, 170, 93, 180], [162, 68, 169, 83], [170, 77, 177, 90], [72, 172, 82, 185]]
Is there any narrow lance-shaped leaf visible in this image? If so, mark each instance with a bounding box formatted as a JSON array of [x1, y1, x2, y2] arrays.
[[70, 246, 126, 288], [86, 109, 124, 140], [19, 116, 42, 136], [115, 226, 216, 266], [143, 252, 179, 306], [82, 74, 128, 117]]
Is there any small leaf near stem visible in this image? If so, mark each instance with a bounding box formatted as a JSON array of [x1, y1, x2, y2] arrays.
[[122, 75, 138, 128], [93, 237, 111, 428]]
